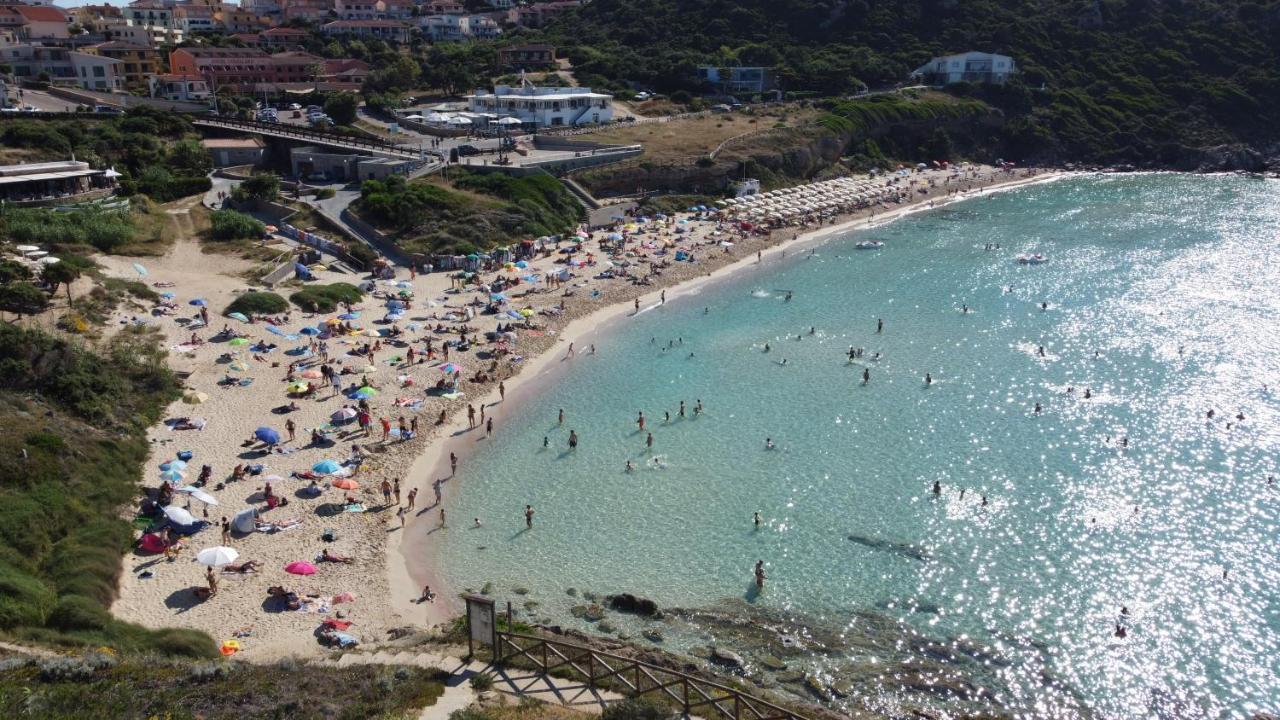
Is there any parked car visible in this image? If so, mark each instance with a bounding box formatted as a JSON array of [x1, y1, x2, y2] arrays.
[[94, 104, 122, 114], [288, 103, 301, 110], [455, 144, 481, 157]]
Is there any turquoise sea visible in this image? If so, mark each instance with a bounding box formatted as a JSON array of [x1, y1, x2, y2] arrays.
[[434, 174, 1280, 718]]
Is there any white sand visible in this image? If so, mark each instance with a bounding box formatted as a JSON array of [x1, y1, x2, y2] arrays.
[[106, 166, 1063, 659]]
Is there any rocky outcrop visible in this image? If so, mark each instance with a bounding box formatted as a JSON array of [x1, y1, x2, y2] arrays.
[[608, 592, 660, 617]]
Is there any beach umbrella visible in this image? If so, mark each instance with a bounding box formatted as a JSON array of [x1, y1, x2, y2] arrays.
[[196, 546, 238, 567], [313, 459, 343, 474], [183, 391, 208, 404], [515, 260, 529, 268], [132, 262, 148, 277], [228, 312, 249, 322], [338, 312, 360, 320], [519, 308, 535, 317], [160, 459, 187, 471], [331, 408, 357, 423], [353, 386, 377, 399], [386, 312, 404, 322], [163, 505, 196, 526], [229, 361, 248, 372], [439, 362, 462, 374], [489, 293, 506, 302], [284, 561, 316, 575], [159, 468, 186, 482], [160, 292, 175, 299], [181, 487, 219, 505], [228, 338, 249, 346], [300, 369, 323, 379], [300, 326, 321, 335], [287, 381, 310, 394], [254, 427, 281, 445], [14, 244, 38, 252], [190, 299, 207, 306], [364, 328, 382, 338], [332, 478, 359, 490]]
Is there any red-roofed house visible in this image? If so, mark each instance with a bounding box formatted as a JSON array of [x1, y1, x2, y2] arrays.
[[12, 5, 69, 40], [320, 19, 410, 43], [259, 26, 309, 48]]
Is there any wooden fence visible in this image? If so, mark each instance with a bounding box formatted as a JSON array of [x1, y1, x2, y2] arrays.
[[494, 631, 809, 720]]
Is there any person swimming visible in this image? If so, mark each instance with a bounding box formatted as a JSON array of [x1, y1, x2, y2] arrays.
[[765, 438, 775, 450]]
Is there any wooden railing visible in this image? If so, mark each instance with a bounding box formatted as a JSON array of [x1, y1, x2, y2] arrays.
[[495, 631, 809, 720]]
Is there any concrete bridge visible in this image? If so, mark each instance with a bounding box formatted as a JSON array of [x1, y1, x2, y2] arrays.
[[192, 116, 442, 164]]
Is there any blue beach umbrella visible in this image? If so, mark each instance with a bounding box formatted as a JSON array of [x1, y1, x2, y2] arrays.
[[338, 312, 359, 320], [190, 298, 207, 306], [160, 292, 175, 299], [227, 312, 249, 322], [386, 312, 404, 321], [515, 260, 529, 268], [160, 460, 187, 471], [159, 468, 185, 482], [254, 427, 280, 445], [490, 292, 507, 302], [300, 326, 321, 335], [313, 459, 342, 474], [132, 262, 148, 277]]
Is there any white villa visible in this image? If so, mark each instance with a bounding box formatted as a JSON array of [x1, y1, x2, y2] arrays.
[[911, 52, 1016, 85], [467, 81, 613, 128]]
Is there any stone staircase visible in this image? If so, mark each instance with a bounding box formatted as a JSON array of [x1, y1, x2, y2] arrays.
[[318, 647, 630, 719]]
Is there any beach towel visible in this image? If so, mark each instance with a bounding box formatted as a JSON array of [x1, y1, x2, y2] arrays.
[[343, 503, 366, 513], [332, 592, 356, 604], [322, 618, 353, 630]]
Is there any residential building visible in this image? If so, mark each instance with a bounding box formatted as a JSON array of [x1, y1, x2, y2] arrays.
[[335, 0, 380, 20], [419, 14, 500, 41], [67, 4, 123, 29], [240, 0, 281, 15], [218, 8, 267, 33], [506, 0, 580, 28], [380, 0, 414, 21], [0, 7, 25, 40], [169, 47, 330, 90], [69, 51, 123, 91], [322, 57, 370, 83], [498, 44, 555, 70], [321, 19, 410, 43], [467, 82, 612, 127], [80, 41, 158, 90], [202, 137, 265, 166], [11, 5, 69, 40], [257, 26, 309, 48], [270, 50, 325, 83], [911, 52, 1016, 85], [279, 0, 329, 23], [424, 0, 465, 15], [695, 66, 777, 94], [174, 5, 218, 34], [0, 159, 117, 204], [149, 72, 211, 101], [487, 0, 515, 8], [124, 2, 172, 31]]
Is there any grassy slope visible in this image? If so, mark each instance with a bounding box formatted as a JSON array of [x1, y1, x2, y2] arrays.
[[0, 654, 447, 720], [0, 324, 215, 657]]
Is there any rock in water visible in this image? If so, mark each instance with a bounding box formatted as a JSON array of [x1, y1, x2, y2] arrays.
[[710, 647, 745, 668], [642, 629, 664, 643], [758, 654, 788, 671], [608, 592, 660, 616]]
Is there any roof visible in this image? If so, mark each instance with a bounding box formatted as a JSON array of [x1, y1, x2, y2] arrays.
[[174, 47, 269, 58], [153, 73, 207, 82], [261, 27, 309, 36], [13, 5, 67, 22], [0, 160, 91, 177], [270, 51, 324, 61], [84, 41, 152, 51], [323, 19, 408, 28], [201, 137, 264, 149], [0, 169, 101, 186]]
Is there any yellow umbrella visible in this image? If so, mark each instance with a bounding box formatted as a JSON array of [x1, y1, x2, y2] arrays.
[[519, 308, 535, 317], [183, 391, 208, 404], [287, 381, 309, 394], [365, 328, 382, 337]]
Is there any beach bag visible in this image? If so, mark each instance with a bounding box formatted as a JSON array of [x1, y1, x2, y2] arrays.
[[322, 528, 337, 542], [177, 451, 193, 461]]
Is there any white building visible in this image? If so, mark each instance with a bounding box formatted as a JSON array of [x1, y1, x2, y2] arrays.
[[468, 81, 612, 127], [911, 52, 1016, 85], [417, 14, 501, 41]]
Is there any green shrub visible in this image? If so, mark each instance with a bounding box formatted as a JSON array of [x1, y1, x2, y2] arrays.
[[233, 172, 281, 203], [226, 291, 288, 316], [210, 209, 265, 241], [601, 697, 673, 720], [468, 673, 494, 691], [2, 208, 135, 252], [314, 187, 336, 200], [47, 595, 110, 631], [290, 282, 362, 312]]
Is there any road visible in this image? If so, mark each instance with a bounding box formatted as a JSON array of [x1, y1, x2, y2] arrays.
[[8, 88, 79, 112]]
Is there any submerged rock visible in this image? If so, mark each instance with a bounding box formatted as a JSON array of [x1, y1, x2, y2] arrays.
[[642, 629, 664, 643], [480, 581, 493, 595], [776, 670, 805, 684], [758, 654, 787, 671], [709, 647, 745, 668], [513, 587, 529, 595], [608, 593, 660, 617], [570, 604, 605, 622], [565, 588, 577, 597]]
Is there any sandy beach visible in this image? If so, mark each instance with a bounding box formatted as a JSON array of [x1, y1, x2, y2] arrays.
[[105, 165, 1063, 659]]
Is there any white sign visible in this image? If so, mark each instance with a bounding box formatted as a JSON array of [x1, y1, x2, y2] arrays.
[[468, 598, 495, 648]]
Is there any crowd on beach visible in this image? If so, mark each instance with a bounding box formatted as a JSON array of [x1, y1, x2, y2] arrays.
[[111, 162, 1044, 658]]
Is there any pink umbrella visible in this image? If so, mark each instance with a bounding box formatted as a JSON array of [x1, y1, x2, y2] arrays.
[[285, 561, 317, 575]]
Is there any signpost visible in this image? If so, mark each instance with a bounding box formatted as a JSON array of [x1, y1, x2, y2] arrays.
[[464, 594, 497, 659]]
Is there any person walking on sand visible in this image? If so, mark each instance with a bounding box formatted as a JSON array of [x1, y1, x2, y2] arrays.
[[393, 478, 401, 505], [397, 506, 406, 528], [525, 504, 534, 529], [381, 480, 392, 506], [285, 418, 295, 442], [634, 298, 640, 313], [486, 417, 493, 438], [439, 507, 446, 527], [407, 487, 417, 510], [661, 290, 666, 305], [467, 404, 476, 428], [499, 381, 505, 402], [433, 480, 442, 506], [450, 452, 458, 476], [221, 516, 231, 545], [381, 417, 391, 441]]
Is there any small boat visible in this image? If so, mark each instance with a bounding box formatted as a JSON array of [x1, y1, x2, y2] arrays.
[[1016, 253, 1046, 265], [855, 240, 884, 250]]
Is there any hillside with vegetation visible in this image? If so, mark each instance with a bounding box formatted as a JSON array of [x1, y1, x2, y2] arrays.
[[0, 324, 214, 656], [0, 107, 212, 200], [532, 0, 1280, 167], [355, 170, 585, 254]]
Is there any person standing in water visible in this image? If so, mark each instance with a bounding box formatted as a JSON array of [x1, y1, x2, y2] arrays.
[[525, 504, 534, 529], [862, 368, 870, 385], [646, 432, 654, 449], [925, 372, 932, 386], [932, 480, 941, 496], [678, 401, 686, 418], [637, 411, 645, 431], [754, 560, 766, 588], [877, 318, 883, 333], [754, 511, 761, 528], [568, 430, 578, 449]]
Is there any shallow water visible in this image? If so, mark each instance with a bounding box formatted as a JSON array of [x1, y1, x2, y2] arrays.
[[434, 174, 1280, 718]]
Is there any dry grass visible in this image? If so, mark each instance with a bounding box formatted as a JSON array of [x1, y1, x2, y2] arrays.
[[574, 106, 822, 163]]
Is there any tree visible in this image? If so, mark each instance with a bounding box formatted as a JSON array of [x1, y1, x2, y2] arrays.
[[0, 283, 49, 319], [167, 138, 213, 176], [0, 260, 32, 285], [232, 173, 281, 203], [324, 92, 359, 126], [41, 262, 80, 303]]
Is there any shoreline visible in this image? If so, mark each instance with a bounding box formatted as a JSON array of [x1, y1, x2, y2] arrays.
[[388, 168, 1072, 626]]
